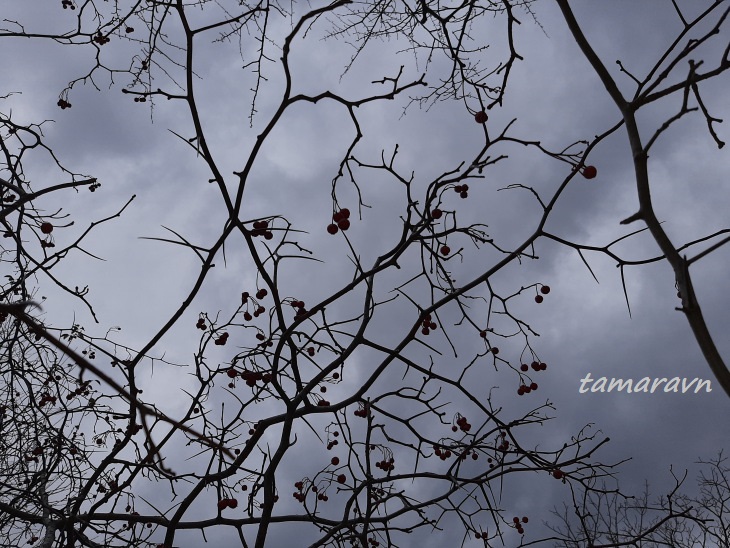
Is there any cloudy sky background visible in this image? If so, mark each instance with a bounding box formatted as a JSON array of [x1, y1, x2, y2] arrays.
[[2, 0, 729, 546]]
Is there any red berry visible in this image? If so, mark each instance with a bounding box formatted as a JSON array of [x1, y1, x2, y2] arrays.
[[228, 498, 238, 509], [217, 499, 228, 510], [440, 245, 450, 256], [522, 517, 528, 523], [513, 517, 520, 523], [431, 208, 443, 219], [327, 223, 338, 235], [491, 347, 499, 355], [553, 469, 564, 479], [540, 285, 551, 294], [340, 208, 350, 219], [256, 288, 267, 299], [337, 219, 350, 231], [333, 211, 344, 223], [452, 425, 458, 432], [530, 382, 538, 390], [534, 295, 543, 303], [337, 474, 346, 484], [520, 364, 528, 372], [460, 191, 468, 199], [474, 111, 488, 124], [226, 369, 237, 378], [479, 330, 487, 338], [582, 165, 597, 179], [331, 457, 339, 465], [40, 222, 53, 234]]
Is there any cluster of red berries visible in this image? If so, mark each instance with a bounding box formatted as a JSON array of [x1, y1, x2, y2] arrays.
[[125, 26, 134, 33], [353, 404, 370, 418], [217, 498, 238, 510], [241, 292, 266, 320], [214, 332, 228, 346], [520, 361, 547, 372], [133, 96, 147, 103], [534, 284, 551, 303], [474, 110, 488, 124], [93, 32, 110, 45], [195, 317, 206, 330], [512, 516, 529, 535], [38, 393, 57, 407], [327, 208, 351, 234], [317, 398, 331, 407], [420, 313, 437, 335], [517, 360, 546, 395], [433, 445, 452, 460], [251, 220, 273, 240], [375, 458, 395, 472], [57, 99, 72, 110], [290, 299, 308, 319], [454, 183, 469, 199], [326, 438, 339, 450], [61, 0, 75, 9], [240, 369, 271, 386], [451, 415, 472, 433], [293, 480, 320, 502], [517, 382, 538, 396]]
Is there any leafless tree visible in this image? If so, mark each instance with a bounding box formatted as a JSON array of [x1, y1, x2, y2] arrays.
[[1, 1, 728, 547]]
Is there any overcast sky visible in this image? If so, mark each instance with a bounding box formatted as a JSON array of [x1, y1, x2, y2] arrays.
[[2, 0, 729, 546]]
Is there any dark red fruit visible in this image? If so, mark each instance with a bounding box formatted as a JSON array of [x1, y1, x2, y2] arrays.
[[582, 165, 597, 179], [540, 285, 551, 294], [41, 222, 54, 234], [431, 208, 443, 219], [327, 223, 338, 235], [534, 295, 543, 303], [440, 245, 450, 256], [474, 111, 488, 124]]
